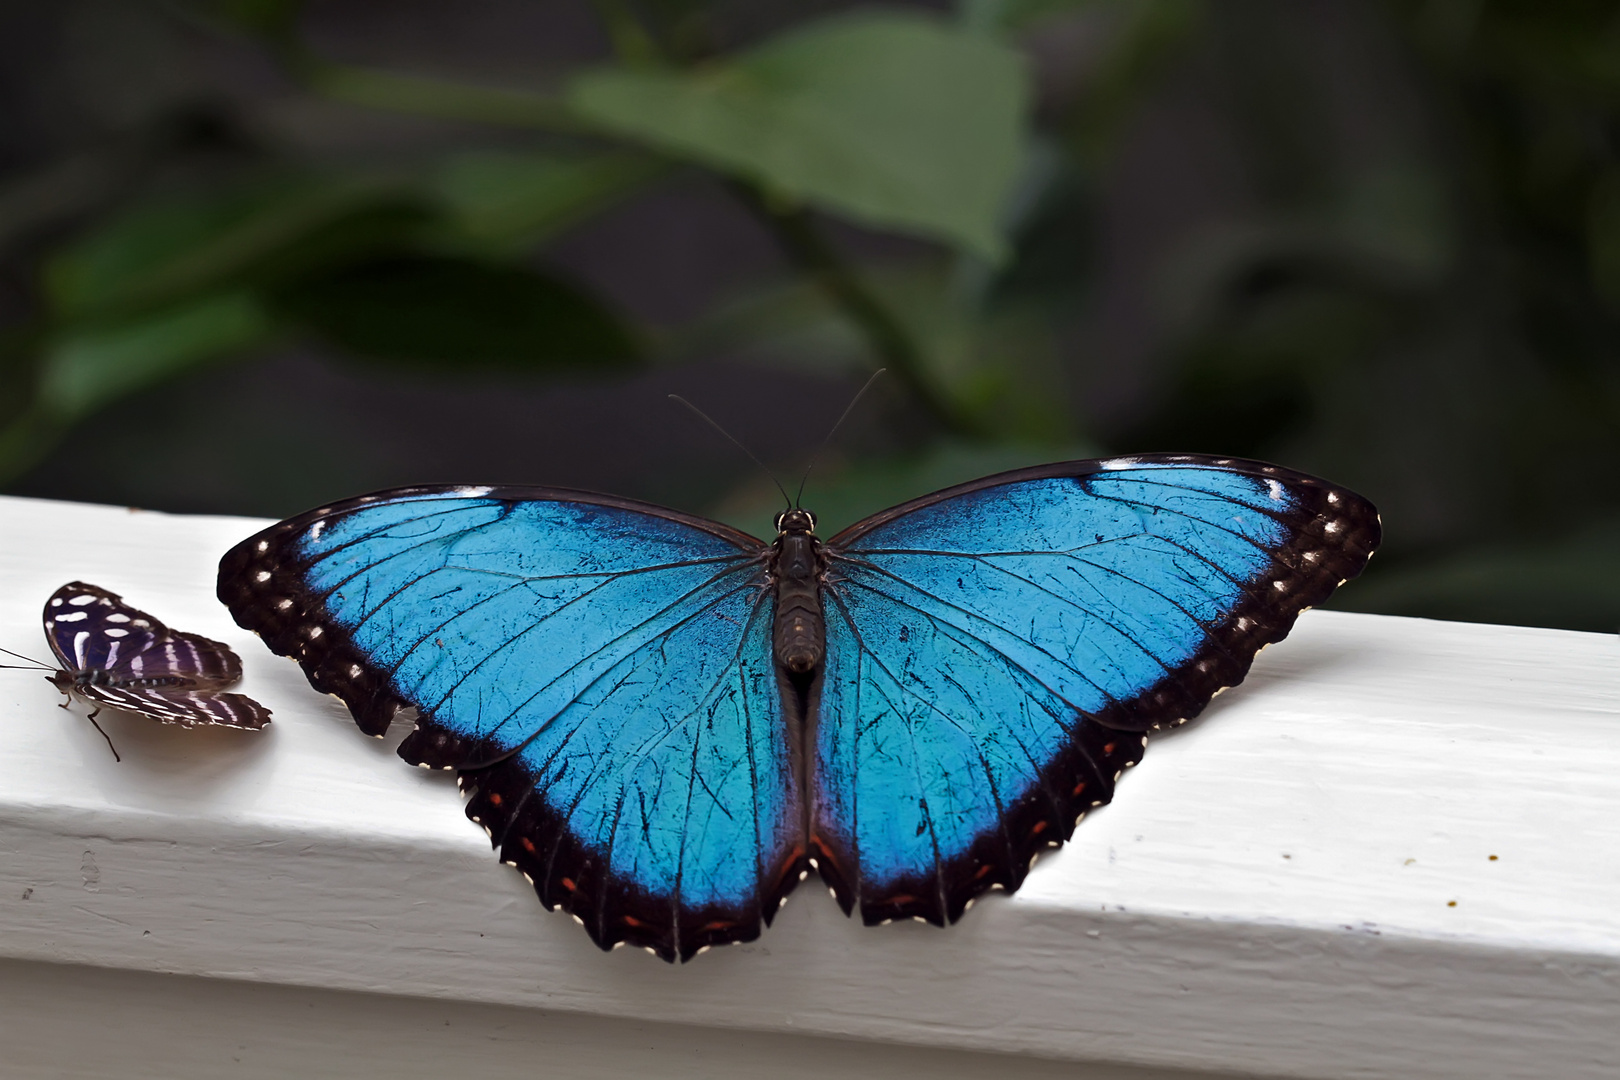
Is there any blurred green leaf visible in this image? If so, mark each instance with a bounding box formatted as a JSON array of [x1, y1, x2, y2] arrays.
[[428, 151, 666, 255], [309, 65, 585, 132], [681, 262, 1074, 440], [568, 11, 1029, 261], [38, 292, 273, 419], [46, 178, 429, 319], [187, 0, 304, 37], [273, 256, 639, 371]]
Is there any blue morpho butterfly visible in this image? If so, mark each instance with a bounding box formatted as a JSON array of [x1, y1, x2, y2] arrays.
[[217, 453, 1379, 961]]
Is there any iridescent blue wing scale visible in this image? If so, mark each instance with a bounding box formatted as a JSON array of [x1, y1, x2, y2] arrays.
[[809, 455, 1379, 926], [219, 487, 804, 961]]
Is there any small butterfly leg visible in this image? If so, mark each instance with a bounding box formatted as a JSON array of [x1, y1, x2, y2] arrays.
[[81, 706, 122, 764]]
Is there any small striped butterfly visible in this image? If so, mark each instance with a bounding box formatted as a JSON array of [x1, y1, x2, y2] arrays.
[[3, 582, 272, 760]]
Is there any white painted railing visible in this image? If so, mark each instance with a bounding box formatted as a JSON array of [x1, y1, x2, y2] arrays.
[[0, 493, 1616, 1080]]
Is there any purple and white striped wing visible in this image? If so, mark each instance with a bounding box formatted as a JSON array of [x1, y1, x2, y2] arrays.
[[42, 582, 271, 730], [45, 582, 164, 677], [71, 685, 272, 730], [44, 582, 242, 687]]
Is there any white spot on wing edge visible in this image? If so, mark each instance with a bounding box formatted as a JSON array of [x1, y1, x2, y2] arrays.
[[1099, 457, 1141, 471], [1267, 478, 1285, 501], [308, 520, 326, 541], [456, 485, 494, 497]]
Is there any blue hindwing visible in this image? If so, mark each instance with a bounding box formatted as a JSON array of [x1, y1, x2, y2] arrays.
[[810, 457, 1379, 925], [219, 487, 804, 961]]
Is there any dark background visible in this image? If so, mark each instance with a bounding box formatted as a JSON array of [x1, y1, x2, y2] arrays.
[[3, 0, 1617, 632]]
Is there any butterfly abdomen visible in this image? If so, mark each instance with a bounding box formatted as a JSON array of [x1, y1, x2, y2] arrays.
[[771, 530, 825, 675], [71, 670, 187, 689]]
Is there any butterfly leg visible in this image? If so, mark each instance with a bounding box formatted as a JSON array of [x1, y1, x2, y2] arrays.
[[82, 708, 121, 763]]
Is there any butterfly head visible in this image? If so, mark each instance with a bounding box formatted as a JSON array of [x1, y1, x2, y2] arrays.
[[774, 508, 817, 536]]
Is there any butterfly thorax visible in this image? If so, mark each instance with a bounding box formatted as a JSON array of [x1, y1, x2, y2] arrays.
[[770, 509, 825, 675]]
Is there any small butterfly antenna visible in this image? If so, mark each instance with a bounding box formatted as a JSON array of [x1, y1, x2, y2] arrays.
[[668, 394, 793, 508], [0, 645, 51, 671], [84, 712, 121, 763], [794, 368, 886, 508]]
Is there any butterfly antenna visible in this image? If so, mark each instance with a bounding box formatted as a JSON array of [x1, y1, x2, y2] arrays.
[[794, 368, 886, 508], [668, 394, 793, 508], [85, 712, 121, 763], [0, 646, 51, 671]]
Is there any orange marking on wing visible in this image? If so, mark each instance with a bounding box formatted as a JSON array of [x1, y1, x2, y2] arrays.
[[622, 915, 645, 928], [1071, 780, 1088, 796], [1031, 820, 1048, 835], [973, 864, 993, 880], [521, 836, 536, 853], [1103, 741, 1118, 755], [487, 792, 503, 807], [702, 920, 734, 932], [560, 877, 577, 892]]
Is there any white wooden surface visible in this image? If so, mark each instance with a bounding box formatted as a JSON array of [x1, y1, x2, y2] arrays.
[[0, 493, 1616, 1080]]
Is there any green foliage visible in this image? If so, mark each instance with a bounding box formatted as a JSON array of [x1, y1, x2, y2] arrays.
[[569, 12, 1029, 261], [39, 292, 273, 420], [0, 5, 1033, 484], [274, 257, 638, 371], [186, 0, 304, 39], [3, 0, 1618, 632], [682, 262, 1075, 441], [428, 152, 667, 256], [45, 179, 428, 319]]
